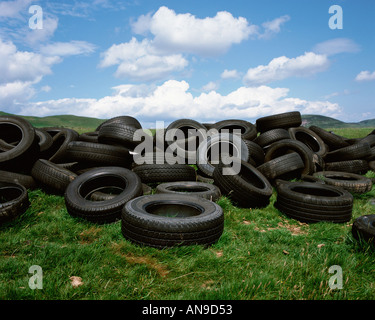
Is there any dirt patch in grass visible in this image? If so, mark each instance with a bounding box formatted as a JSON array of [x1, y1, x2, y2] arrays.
[[79, 226, 102, 244], [243, 218, 308, 236]]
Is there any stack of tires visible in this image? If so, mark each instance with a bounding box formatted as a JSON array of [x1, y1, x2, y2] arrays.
[[0, 111, 374, 248]]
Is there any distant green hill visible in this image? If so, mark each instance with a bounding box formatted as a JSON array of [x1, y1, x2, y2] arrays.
[[1, 111, 374, 132], [302, 114, 375, 129]]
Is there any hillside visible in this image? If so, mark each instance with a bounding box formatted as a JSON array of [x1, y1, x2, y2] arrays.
[[0, 111, 374, 131]]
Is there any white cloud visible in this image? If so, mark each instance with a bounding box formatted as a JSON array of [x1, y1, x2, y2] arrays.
[[221, 69, 240, 79], [201, 81, 219, 92], [40, 40, 96, 57], [23, 16, 59, 46], [99, 37, 188, 81], [20, 80, 342, 124], [355, 70, 375, 82], [0, 0, 32, 19], [132, 6, 257, 56], [259, 15, 290, 39], [313, 38, 360, 56], [243, 52, 330, 86]]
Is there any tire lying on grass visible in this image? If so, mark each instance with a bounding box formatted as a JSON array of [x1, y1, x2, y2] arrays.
[[213, 158, 273, 208], [352, 214, 375, 243], [313, 171, 373, 194], [155, 181, 221, 202], [65, 167, 142, 223], [0, 182, 30, 225], [121, 194, 224, 248], [275, 181, 353, 223]]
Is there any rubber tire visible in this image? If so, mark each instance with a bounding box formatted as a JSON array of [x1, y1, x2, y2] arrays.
[[98, 122, 140, 149], [213, 159, 273, 208], [257, 152, 305, 181], [253, 128, 290, 148], [155, 181, 221, 202], [95, 116, 142, 131], [121, 194, 224, 248], [35, 128, 53, 153], [64, 141, 133, 168], [256, 111, 302, 133], [264, 139, 316, 175], [308, 126, 349, 151], [31, 159, 77, 194], [0, 115, 39, 172], [196, 133, 249, 177], [324, 142, 372, 162], [212, 119, 257, 141], [78, 131, 99, 143], [352, 215, 375, 243], [132, 163, 196, 183], [313, 171, 373, 194], [65, 167, 142, 223], [0, 170, 37, 190], [324, 160, 370, 174], [242, 139, 265, 166], [275, 181, 353, 223], [0, 182, 30, 225], [288, 126, 327, 157]]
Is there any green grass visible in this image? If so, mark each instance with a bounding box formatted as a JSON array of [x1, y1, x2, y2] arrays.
[[0, 126, 375, 300]]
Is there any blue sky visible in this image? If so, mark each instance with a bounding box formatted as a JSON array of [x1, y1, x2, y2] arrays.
[[0, 0, 374, 126]]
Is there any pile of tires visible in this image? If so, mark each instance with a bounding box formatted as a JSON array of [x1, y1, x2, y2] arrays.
[[0, 111, 374, 248]]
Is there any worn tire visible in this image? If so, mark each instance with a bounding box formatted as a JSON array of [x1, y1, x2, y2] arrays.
[[213, 119, 257, 141], [324, 142, 372, 162], [0, 170, 37, 190], [308, 126, 349, 151], [313, 171, 372, 194], [121, 194, 224, 248], [155, 181, 221, 202], [253, 128, 290, 148], [352, 215, 375, 243], [31, 159, 77, 194], [98, 122, 140, 149], [256, 111, 302, 133], [0, 182, 30, 225], [213, 159, 273, 208], [65, 167, 142, 223], [288, 126, 327, 157], [275, 181, 353, 223], [132, 163, 196, 183], [324, 160, 370, 174]]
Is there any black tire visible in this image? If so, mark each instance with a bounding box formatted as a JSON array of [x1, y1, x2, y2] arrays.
[[95, 116, 142, 131], [308, 126, 349, 151], [64, 141, 133, 168], [313, 171, 373, 194], [65, 167, 142, 223], [132, 163, 196, 183], [78, 131, 99, 143], [256, 111, 302, 133], [35, 128, 53, 153], [242, 139, 265, 166], [264, 139, 316, 175], [213, 159, 273, 208], [324, 143, 372, 162], [253, 128, 290, 148], [0, 170, 37, 189], [0, 115, 39, 172], [324, 160, 370, 174], [352, 215, 375, 243], [288, 126, 327, 157], [31, 159, 77, 194], [42, 127, 79, 163], [121, 194, 224, 248], [213, 119, 257, 141], [90, 183, 151, 201], [196, 133, 249, 177], [0, 182, 30, 225], [155, 181, 221, 202], [98, 122, 140, 149], [257, 152, 305, 181], [164, 119, 207, 163], [275, 181, 353, 223], [369, 161, 375, 172]]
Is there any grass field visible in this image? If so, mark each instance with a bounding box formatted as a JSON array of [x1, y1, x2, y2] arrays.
[[0, 126, 374, 301]]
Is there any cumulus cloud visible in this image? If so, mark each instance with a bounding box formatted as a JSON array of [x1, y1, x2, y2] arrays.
[[0, 0, 32, 19], [355, 70, 375, 82], [313, 38, 360, 56], [99, 37, 188, 81], [221, 69, 241, 79], [243, 52, 330, 86], [21, 80, 342, 125], [131, 6, 257, 56]]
